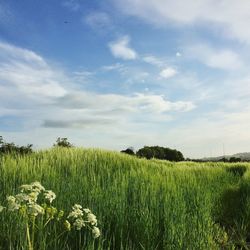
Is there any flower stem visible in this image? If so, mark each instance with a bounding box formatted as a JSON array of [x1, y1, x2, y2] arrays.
[[31, 216, 35, 250], [26, 222, 33, 250]]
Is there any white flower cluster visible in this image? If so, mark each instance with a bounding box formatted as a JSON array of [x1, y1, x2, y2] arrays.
[[0, 182, 101, 240], [44, 190, 56, 204], [68, 204, 100, 238], [0, 181, 56, 216]]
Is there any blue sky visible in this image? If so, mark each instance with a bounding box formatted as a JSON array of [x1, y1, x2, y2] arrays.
[[1, 0, 250, 158]]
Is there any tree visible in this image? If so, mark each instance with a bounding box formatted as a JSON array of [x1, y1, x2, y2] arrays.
[[0, 136, 33, 154], [229, 157, 241, 163], [136, 146, 184, 161], [121, 147, 135, 155], [54, 137, 73, 148]]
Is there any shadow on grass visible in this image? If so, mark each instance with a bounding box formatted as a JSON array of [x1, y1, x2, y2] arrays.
[[215, 169, 250, 249]]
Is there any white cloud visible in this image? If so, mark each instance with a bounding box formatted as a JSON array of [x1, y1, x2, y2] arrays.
[[85, 12, 112, 30], [72, 70, 94, 84], [62, 0, 80, 11], [0, 41, 67, 101], [3, 40, 250, 158], [143, 55, 165, 67], [112, 0, 250, 43], [186, 44, 243, 70], [101, 63, 124, 71], [56, 92, 195, 114], [0, 40, 195, 138], [108, 36, 137, 60], [176, 52, 182, 57], [160, 67, 177, 79], [2, 38, 250, 158]]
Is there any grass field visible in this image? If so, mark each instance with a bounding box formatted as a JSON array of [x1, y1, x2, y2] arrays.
[[1, 148, 250, 249]]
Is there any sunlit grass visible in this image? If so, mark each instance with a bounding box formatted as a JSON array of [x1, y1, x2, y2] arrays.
[[0, 148, 250, 249]]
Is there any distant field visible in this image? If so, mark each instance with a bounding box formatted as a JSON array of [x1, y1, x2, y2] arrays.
[[1, 148, 250, 249]]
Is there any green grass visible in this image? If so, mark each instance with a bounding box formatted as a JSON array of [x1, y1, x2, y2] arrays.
[[1, 148, 250, 249]]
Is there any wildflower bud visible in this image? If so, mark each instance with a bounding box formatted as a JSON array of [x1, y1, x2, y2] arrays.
[[51, 207, 58, 216], [64, 220, 71, 231], [46, 207, 52, 219], [19, 205, 27, 216], [58, 210, 64, 218]]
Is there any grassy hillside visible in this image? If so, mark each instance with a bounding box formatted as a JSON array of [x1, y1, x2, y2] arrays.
[[1, 148, 250, 249]]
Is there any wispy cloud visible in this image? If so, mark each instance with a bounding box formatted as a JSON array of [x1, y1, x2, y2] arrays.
[[160, 67, 177, 79], [108, 36, 137, 60], [113, 0, 250, 43], [176, 52, 182, 57], [185, 43, 243, 70], [143, 55, 165, 67], [62, 0, 80, 11], [3, 38, 250, 157], [43, 117, 116, 128], [0, 40, 195, 138], [56, 92, 195, 114], [101, 63, 124, 72], [85, 12, 113, 31], [0, 41, 67, 102]]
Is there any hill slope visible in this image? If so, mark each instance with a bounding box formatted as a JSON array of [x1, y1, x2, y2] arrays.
[[202, 152, 250, 161], [0, 148, 250, 249]]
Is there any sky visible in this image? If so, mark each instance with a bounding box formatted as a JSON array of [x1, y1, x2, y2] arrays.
[[0, 0, 250, 158]]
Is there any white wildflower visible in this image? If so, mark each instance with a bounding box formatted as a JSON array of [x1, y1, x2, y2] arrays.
[[44, 190, 56, 203], [28, 191, 39, 203], [68, 204, 84, 219], [92, 226, 100, 238], [72, 204, 82, 210], [31, 181, 45, 192], [16, 193, 30, 203], [6, 196, 16, 203], [73, 218, 85, 230], [87, 213, 97, 226], [8, 202, 20, 211], [83, 208, 91, 214], [20, 184, 33, 192], [7, 196, 20, 211], [27, 204, 44, 216], [68, 209, 83, 219], [16, 192, 39, 204]]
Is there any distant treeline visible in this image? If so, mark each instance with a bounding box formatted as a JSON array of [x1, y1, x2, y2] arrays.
[[121, 146, 184, 162], [121, 147, 249, 162], [0, 136, 72, 155], [0, 136, 248, 162], [187, 157, 245, 163], [0, 136, 33, 155]]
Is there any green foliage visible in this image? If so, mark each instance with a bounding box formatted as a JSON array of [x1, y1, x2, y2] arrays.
[[229, 157, 242, 162], [0, 148, 250, 249], [120, 147, 135, 155], [226, 165, 247, 177], [53, 137, 73, 148], [136, 145, 184, 161], [0, 136, 33, 155]]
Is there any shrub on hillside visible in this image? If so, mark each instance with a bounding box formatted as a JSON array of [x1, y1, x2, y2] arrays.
[[120, 147, 135, 155], [136, 146, 184, 161], [0, 136, 33, 155], [53, 137, 73, 148]]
